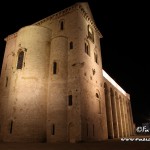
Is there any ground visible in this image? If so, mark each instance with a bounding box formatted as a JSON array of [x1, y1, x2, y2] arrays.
[[0, 135, 150, 150]]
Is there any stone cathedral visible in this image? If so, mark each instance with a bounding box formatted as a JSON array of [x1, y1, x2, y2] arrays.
[[0, 2, 135, 143]]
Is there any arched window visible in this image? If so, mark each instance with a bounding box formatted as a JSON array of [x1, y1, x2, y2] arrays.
[[17, 51, 24, 69], [85, 41, 90, 56], [68, 95, 72, 106], [70, 42, 73, 49], [88, 25, 94, 42], [53, 62, 57, 74], [96, 93, 99, 98], [94, 52, 98, 64], [60, 20, 64, 30]]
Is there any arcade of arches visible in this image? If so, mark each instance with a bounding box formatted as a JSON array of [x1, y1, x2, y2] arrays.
[[104, 82, 134, 138]]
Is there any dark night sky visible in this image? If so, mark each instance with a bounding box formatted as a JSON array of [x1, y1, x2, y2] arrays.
[[0, 0, 149, 126]]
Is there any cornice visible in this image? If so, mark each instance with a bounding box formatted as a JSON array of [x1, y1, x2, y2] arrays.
[[5, 3, 102, 41], [4, 32, 17, 42], [77, 4, 103, 38], [33, 4, 77, 26]]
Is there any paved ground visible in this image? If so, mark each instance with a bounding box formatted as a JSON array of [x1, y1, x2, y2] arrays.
[[0, 136, 150, 150]]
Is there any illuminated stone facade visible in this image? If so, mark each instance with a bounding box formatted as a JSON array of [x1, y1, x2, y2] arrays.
[[0, 2, 134, 143]]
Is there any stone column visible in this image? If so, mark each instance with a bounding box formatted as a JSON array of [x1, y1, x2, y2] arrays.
[[120, 97, 125, 137], [124, 99, 130, 137], [126, 100, 132, 136], [128, 100, 134, 135], [105, 88, 114, 139], [110, 89, 119, 138], [115, 93, 123, 137], [122, 98, 127, 137]]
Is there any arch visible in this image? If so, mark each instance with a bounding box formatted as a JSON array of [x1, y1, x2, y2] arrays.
[[110, 88, 114, 97], [68, 122, 75, 143], [104, 82, 108, 93]]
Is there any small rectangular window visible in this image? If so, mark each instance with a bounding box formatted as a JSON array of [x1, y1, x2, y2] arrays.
[[10, 120, 13, 134], [53, 62, 57, 74], [70, 42, 73, 49], [51, 124, 55, 135], [6, 76, 8, 87], [60, 21, 64, 30], [68, 95, 72, 106]]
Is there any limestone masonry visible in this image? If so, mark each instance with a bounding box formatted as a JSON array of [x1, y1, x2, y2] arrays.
[[0, 2, 135, 143]]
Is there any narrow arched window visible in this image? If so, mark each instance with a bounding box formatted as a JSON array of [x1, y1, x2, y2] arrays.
[[68, 95, 72, 106], [87, 123, 88, 136], [17, 51, 24, 69], [70, 42, 73, 49], [9, 120, 13, 134], [53, 62, 57, 74], [88, 25, 94, 42], [94, 53, 98, 64], [60, 21, 64, 30], [96, 93, 99, 98], [51, 124, 55, 135], [85, 42, 90, 56]]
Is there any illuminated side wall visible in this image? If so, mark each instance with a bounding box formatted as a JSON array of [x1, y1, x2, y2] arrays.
[[0, 25, 51, 142], [103, 70, 135, 138], [76, 6, 108, 141]]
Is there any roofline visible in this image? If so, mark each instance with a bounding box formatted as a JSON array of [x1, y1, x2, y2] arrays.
[[5, 2, 102, 41]]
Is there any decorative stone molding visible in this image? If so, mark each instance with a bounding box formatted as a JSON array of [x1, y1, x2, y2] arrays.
[[5, 3, 102, 42], [77, 4, 102, 38], [33, 5, 76, 26], [4, 32, 17, 41]]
